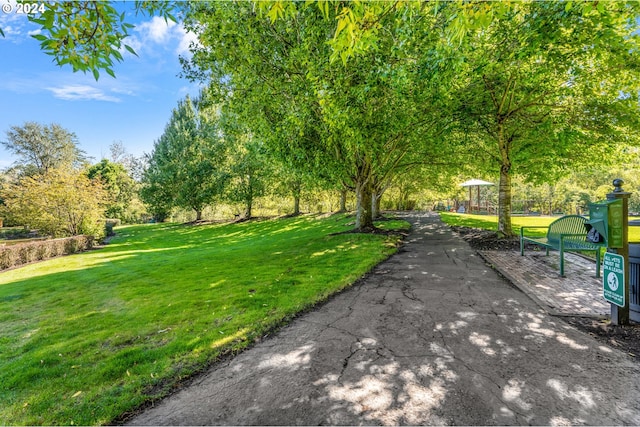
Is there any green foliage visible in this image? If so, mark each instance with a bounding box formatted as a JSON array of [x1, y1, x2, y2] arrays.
[[0, 235, 94, 270], [184, 1, 453, 230], [225, 135, 271, 219], [1, 122, 87, 175], [0, 168, 108, 239], [446, 1, 640, 235], [10, 1, 179, 79], [87, 159, 136, 221], [15, 0, 640, 231], [141, 91, 229, 221], [0, 214, 407, 425], [244, 1, 640, 235]]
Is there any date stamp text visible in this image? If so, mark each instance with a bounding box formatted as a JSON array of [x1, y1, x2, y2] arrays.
[[2, 3, 47, 15]]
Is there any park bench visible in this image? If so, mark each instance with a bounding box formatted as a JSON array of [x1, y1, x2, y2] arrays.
[[520, 214, 606, 278]]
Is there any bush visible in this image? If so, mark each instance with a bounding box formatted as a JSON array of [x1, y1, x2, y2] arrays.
[[0, 235, 94, 271], [2, 168, 108, 239]]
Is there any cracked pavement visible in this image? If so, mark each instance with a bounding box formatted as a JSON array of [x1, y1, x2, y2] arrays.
[[127, 212, 640, 426]]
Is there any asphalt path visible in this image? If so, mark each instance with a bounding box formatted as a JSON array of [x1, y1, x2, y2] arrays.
[[128, 212, 640, 425]]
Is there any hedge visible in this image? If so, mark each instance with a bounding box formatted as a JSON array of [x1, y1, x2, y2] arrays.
[[0, 235, 95, 271]]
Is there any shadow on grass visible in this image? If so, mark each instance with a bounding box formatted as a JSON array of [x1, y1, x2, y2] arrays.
[[121, 212, 640, 426], [0, 213, 408, 425]]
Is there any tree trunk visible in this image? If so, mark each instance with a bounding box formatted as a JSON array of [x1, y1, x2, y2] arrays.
[[355, 179, 374, 231], [338, 189, 347, 213], [292, 180, 301, 215], [497, 125, 513, 237], [243, 202, 252, 219], [195, 210, 203, 221], [371, 192, 379, 220], [497, 166, 513, 236], [243, 176, 254, 220], [372, 191, 383, 219], [293, 196, 300, 215]]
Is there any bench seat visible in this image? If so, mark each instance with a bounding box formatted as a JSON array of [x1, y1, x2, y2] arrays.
[[520, 215, 606, 277]]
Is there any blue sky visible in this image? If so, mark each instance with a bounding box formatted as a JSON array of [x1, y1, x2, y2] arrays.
[[0, 1, 201, 169]]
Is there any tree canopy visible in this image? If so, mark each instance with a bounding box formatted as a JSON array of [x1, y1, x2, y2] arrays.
[[0, 1, 178, 79], [2, 122, 88, 176], [1, 167, 107, 238], [4, 1, 640, 233], [448, 1, 640, 235], [87, 159, 136, 220], [141, 92, 228, 221]]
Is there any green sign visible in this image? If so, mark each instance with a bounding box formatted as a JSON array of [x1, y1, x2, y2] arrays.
[[608, 200, 624, 248], [603, 252, 625, 307]]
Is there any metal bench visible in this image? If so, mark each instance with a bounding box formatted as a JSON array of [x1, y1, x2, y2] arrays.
[[520, 215, 606, 277]]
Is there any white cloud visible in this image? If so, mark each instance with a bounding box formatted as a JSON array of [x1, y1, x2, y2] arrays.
[[175, 25, 200, 56], [139, 16, 177, 43], [46, 85, 121, 102], [0, 1, 38, 40], [123, 17, 199, 58]]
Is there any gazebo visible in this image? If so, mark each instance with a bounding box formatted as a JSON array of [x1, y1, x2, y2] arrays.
[[460, 179, 495, 213]]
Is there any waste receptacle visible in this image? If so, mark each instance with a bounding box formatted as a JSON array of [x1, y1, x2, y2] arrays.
[[627, 220, 640, 315]]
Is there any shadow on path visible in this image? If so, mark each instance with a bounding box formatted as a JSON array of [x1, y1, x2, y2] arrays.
[[128, 213, 640, 426]]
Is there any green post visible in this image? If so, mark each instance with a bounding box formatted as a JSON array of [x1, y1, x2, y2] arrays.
[[607, 179, 630, 325]]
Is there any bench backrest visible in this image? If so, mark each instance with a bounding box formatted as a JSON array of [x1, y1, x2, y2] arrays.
[[547, 215, 589, 244]]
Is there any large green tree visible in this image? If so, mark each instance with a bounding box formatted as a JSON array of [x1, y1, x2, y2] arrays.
[[185, 1, 452, 231], [2, 122, 87, 176], [225, 136, 271, 220], [6, 0, 628, 80], [141, 93, 228, 221], [449, 1, 640, 236], [87, 159, 136, 220], [1, 167, 107, 238]]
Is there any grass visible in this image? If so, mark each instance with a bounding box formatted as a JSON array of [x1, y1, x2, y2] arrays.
[[0, 213, 409, 425], [440, 212, 640, 241], [440, 212, 554, 238]]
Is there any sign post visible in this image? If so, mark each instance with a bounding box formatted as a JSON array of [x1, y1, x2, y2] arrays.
[[603, 252, 625, 307], [606, 179, 630, 325]]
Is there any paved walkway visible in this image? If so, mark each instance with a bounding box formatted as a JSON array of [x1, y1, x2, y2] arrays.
[[128, 213, 640, 426], [480, 250, 610, 317]]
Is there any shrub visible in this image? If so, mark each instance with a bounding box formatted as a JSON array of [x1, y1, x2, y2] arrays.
[[0, 235, 94, 271], [1, 168, 108, 239]]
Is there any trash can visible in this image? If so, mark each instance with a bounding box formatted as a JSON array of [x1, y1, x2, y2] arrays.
[[627, 220, 640, 315]]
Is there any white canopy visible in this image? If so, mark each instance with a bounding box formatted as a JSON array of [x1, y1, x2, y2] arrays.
[[460, 179, 494, 187]]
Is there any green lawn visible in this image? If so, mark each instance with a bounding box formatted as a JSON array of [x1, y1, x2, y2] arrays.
[[440, 212, 640, 241], [0, 214, 409, 425], [440, 212, 555, 238]]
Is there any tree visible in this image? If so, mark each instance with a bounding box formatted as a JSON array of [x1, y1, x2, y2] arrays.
[[1, 167, 107, 238], [87, 159, 136, 220], [108, 140, 144, 181], [185, 1, 452, 231], [1, 1, 179, 79], [6, 0, 626, 83], [220, 110, 272, 220], [449, 1, 640, 236], [2, 122, 88, 176], [141, 92, 228, 221]]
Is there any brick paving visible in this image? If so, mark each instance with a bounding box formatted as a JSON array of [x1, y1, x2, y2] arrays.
[[479, 249, 610, 317]]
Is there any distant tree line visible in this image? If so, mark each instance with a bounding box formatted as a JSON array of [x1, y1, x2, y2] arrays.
[[3, 1, 640, 237]]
